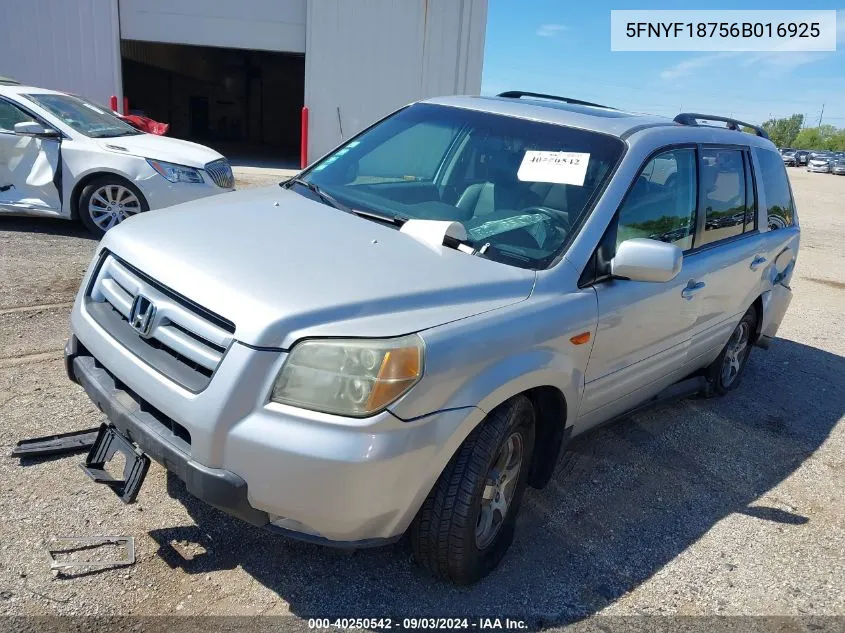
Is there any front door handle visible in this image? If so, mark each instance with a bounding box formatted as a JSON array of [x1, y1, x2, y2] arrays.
[[750, 255, 767, 271], [681, 280, 706, 300]]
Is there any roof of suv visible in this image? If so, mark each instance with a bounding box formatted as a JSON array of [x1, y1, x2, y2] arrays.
[[425, 95, 774, 149]]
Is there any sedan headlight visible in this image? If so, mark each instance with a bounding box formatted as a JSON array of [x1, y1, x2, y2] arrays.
[[147, 159, 204, 183], [271, 335, 424, 417]]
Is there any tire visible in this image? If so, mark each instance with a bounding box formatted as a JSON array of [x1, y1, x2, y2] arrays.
[[410, 395, 535, 585], [78, 176, 149, 238], [706, 306, 758, 395]]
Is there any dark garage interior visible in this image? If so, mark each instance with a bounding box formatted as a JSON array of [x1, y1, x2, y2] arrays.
[[121, 40, 303, 163]]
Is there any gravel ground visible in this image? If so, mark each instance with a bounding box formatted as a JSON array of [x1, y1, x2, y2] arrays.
[[0, 168, 843, 624]]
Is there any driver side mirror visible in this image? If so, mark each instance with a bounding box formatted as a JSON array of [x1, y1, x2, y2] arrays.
[[611, 238, 682, 283], [14, 121, 60, 138]]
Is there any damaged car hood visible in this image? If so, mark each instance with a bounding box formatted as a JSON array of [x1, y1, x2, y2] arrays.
[[95, 134, 223, 167], [100, 186, 536, 348]]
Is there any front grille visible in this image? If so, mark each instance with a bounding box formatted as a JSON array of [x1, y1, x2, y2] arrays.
[[85, 253, 235, 392], [205, 158, 234, 189]]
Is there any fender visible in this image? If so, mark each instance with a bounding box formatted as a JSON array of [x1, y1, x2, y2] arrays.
[[389, 288, 597, 423], [63, 151, 155, 218]]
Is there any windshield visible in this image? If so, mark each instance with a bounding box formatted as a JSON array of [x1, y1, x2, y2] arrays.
[[298, 103, 625, 269], [24, 93, 141, 138]]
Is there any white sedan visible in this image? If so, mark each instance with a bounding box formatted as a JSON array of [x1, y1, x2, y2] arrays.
[[0, 84, 233, 236]]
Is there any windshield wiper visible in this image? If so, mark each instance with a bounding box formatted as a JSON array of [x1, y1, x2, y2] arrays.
[[349, 207, 407, 226], [284, 178, 409, 226], [284, 177, 350, 212]]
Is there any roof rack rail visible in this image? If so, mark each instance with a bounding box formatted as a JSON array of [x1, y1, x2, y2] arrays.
[[497, 91, 614, 110], [674, 113, 769, 139]]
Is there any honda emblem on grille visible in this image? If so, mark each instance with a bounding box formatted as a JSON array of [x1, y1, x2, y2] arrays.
[[128, 295, 157, 337]]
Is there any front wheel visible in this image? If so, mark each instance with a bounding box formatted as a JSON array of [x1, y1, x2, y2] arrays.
[[706, 307, 757, 395], [410, 395, 535, 585], [79, 176, 148, 237]]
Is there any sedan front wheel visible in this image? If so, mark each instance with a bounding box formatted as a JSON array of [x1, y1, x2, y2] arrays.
[[79, 176, 148, 237]]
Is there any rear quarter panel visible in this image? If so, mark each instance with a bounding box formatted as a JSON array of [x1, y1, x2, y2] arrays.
[[751, 146, 800, 340]]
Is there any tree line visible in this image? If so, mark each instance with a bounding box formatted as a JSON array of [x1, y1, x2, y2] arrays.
[[760, 114, 845, 151]]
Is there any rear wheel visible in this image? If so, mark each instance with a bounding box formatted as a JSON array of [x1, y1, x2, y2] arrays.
[[410, 395, 535, 585], [79, 176, 148, 237], [706, 307, 757, 395]]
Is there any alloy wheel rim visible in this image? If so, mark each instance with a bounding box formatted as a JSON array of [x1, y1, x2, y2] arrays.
[[475, 432, 523, 549], [88, 184, 141, 231], [721, 321, 750, 387]]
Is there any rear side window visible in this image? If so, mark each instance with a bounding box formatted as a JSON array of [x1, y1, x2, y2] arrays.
[[616, 148, 697, 251], [697, 148, 748, 247], [755, 148, 795, 229]]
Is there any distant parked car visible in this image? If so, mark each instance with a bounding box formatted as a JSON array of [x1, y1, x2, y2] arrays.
[[832, 156, 845, 175], [1, 83, 234, 236], [807, 154, 833, 173], [781, 150, 797, 166], [794, 150, 810, 166]]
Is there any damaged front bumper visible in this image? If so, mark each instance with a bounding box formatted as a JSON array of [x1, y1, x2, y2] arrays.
[[66, 340, 268, 527], [64, 334, 476, 548]]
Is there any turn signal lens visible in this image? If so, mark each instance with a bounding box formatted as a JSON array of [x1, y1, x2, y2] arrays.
[[366, 346, 423, 411], [569, 332, 591, 345]]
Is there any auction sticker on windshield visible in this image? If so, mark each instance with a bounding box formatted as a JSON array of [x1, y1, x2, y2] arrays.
[[517, 151, 590, 186]]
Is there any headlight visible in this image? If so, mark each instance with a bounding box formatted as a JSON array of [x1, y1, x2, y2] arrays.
[[147, 159, 204, 183], [270, 335, 424, 417]]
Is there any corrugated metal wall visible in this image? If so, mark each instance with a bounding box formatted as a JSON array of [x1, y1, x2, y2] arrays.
[[0, 0, 122, 107], [0, 0, 487, 160], [119, 0, 307, 53], [304, 0, 487, 159]]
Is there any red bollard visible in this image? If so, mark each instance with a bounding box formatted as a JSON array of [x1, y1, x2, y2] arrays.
[[109, 95, 118, 111], [300, 106, 309, 169]]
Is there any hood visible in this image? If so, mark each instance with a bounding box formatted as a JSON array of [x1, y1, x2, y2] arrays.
[[102, 186, 536, 348], [95, 133, 223, 167]]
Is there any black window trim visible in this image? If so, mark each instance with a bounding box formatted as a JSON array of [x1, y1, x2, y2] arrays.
[[580, 141, 762, 288], [744, 149, 759, 232]]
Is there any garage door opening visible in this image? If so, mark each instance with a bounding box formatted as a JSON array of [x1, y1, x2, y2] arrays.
[[121, 40, 303, 167]]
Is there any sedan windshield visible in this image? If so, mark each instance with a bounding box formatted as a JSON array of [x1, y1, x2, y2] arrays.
[[298, 103, 625, 269], [24, 93, 141, 138]]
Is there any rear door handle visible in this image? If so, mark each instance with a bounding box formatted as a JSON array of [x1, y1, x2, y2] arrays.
[[750, 255, 767, 271], [681, 280, 706, 300]]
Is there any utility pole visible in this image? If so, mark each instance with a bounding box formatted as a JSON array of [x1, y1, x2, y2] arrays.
[[818, 104, 825, 128]]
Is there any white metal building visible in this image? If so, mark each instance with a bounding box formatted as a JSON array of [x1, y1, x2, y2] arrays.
[[0, 0, 487, 161]]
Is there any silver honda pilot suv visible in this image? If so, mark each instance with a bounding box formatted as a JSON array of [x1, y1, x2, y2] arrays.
[[66, 91, 799, 584]]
